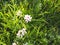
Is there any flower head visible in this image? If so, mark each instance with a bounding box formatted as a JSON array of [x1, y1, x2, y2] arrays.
[[12, 42, 17, 45], [24, 14, 32, 23], [17, 28, 27, 38], [16, 10, 22, 16]]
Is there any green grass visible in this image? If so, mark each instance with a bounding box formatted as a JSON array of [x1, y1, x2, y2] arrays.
[[0, 0, 60, 45]]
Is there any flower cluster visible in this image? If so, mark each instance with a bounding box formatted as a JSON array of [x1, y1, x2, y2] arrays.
[[12, 11, 32, 45], [16, 10, 32, 23], [24, 14, 32, 23], [17, 28, 27, 38]]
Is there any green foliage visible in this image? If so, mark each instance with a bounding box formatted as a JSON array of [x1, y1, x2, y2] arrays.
[[0, 0, 60, 45]]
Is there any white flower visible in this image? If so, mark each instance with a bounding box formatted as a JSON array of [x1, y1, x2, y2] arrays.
[[17, 28, 27, 38], [16, 10, 22, 16], [24, 14, 32, 23], [17, 30, 23, 37], [22, 28, 27, 35], [12, 42, 17, 45]]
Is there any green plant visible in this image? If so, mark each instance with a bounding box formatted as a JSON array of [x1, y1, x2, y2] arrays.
[[0, 0, 60, 45]]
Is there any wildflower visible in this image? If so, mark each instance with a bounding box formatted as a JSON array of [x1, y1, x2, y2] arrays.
[[12, 42, 17, 45], [17, 30, 23, 37], [24, 14, 32, 23], [17, 28, 27, 38], [22, 28, 27, 35], [16, 10, 22, 16]]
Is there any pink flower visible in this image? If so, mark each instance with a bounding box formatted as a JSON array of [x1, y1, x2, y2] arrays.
[[24, 15, 32, 23]]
